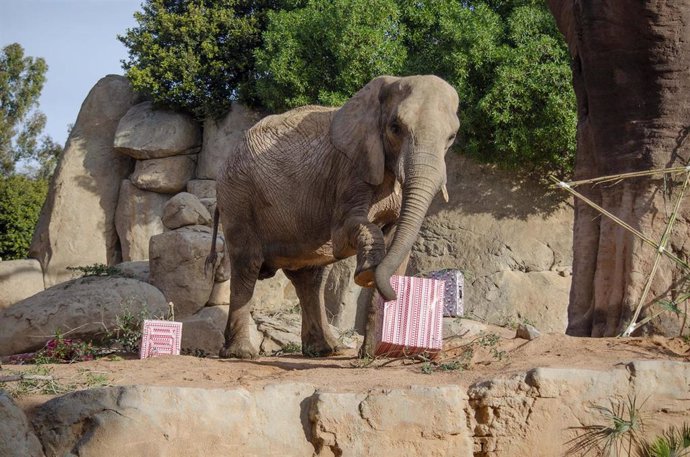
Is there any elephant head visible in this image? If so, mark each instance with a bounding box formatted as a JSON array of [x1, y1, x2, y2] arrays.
[[331, 75, 460, 300]]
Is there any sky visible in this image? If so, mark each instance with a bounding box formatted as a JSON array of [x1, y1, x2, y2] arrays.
[[1, 0, 142, 147]]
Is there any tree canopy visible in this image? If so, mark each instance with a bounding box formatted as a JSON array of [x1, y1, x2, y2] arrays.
[[120, 0, 576, 173], [118, 0, 303, 119], [254, 0, 406, 111], [0, 43, 61, 178]]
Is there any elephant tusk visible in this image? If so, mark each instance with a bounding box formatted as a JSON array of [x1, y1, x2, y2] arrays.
[[394, 180, 402, 196], [441, 184, 449, 203]]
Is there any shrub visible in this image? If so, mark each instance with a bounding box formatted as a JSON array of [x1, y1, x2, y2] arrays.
[[0, 174, 47, 259]]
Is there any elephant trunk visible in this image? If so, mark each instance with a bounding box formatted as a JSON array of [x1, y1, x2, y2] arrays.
[[375, 154, 444, 301]]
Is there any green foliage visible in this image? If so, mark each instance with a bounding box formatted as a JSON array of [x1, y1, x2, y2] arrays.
[[254, 0, 406, 111], [67, 263, 124, 277], [639, 423, 690, 457], [0, 43, 62, 177], [106, 305, 157, 354], [31, 330, 97, 364], [281, 342, 302, 354], [119, 0, 575, 172], [399, 0, 576, 174], [119, 0, 302, 119], [567, 396, 646, 457], [0, 174, 47, 260]]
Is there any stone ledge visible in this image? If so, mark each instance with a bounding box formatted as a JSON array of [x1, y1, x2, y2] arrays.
[[3, 361, 688, 457]]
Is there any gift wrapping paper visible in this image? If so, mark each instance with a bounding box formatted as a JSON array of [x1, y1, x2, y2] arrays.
[[375, 275, 444, 358]]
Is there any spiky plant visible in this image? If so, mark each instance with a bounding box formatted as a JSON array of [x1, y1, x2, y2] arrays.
[[566, 396, 646, 456], [638, 423, 690, 457]]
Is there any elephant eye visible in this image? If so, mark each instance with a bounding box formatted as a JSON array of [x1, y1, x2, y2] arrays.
[[447, 133, 456, 143], [389, 121, 402, 135]]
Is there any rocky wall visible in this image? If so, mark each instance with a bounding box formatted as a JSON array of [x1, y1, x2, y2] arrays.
[[2, 360, 688, 457]]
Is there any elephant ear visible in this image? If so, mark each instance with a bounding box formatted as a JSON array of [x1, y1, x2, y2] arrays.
[[331, 76, 399, 186]]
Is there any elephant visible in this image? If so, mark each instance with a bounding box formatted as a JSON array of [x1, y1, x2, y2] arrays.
[[207, 75, 460, 359]]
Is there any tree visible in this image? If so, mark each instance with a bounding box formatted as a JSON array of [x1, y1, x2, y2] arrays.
[[254, 0, 406, 111], [548, 1, 690, 337], [119, 0, 303, 119], [0, 174, 47, 260], [118, 0, 575, 173], [399, 0, 576, 174], [0, 43, 59, 177]]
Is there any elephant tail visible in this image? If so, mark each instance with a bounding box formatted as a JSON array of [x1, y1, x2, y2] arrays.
[[204, 207, 221, 276]]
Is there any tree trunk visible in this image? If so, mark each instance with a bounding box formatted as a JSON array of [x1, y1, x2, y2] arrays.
[[548, 1, 690, 336]]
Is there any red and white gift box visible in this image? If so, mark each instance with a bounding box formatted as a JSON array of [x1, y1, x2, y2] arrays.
[[374, 275, 445, 358], [139, 320, 183, 359]]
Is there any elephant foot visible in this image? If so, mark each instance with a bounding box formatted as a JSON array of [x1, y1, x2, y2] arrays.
[[302, 331, 344, 358], [358, 334, 378, 359], [219, 338, 259, 359]]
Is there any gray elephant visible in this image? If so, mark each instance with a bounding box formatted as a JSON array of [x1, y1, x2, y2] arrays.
[[208, 75, 459, 359]]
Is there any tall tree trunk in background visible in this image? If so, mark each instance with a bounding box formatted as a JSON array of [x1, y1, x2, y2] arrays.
[[548, 1, 690, 336]]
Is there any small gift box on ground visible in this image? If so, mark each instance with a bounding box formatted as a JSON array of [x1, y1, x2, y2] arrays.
[[374, 275, 445, 358], [426, 269, 464, 317], [139, 320, 183, 359]]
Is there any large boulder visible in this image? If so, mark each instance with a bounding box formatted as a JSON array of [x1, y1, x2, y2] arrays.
[[0, 259, 44, 310], [114, 101, 201, 159], [161, 192, 212, 230], [196, 104, 262, 180], [29, 75, 141, 287], [115, 180, 171, 261], [410, 154, 573, 332], [148, 225, 225, 317], [186, 179, 216, 200], [312, 386, 472, 456], [0, 276, 168, 356], [130, 154, 197, 194], [31, 384, 317, 457], [0, 392, 44, 457], [114, 260, 150, 283]]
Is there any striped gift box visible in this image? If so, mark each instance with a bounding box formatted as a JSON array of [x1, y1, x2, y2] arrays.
[[139, 320, 183, 359], [426, 269, 464, 317], [374, 275, 445, 358]]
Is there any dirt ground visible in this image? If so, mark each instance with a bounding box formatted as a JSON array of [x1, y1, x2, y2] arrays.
[[3, 326, 689, 413]]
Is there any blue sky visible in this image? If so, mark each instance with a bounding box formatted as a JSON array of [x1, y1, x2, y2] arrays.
[[1, 0, 142, 147]]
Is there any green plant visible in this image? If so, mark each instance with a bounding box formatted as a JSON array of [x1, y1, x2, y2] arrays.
[[254, 0, 405, 112], [119, 0, 303, 119], [1, 366, 67, 397], [567, 396, 646, 457], [1, 366, 110, 398], [400, 0, 576, 175], [106, 304, 159, 353], [281, 343, 302, 354], [0, 174, 47, 259], [1, 43, 62, 177], [477, 332, 507, 361], [639, 423, 690, 457], [420, 362, 434, 374], [78, 368, 110, 389], [302, 344, 320, 358], [31, 330, 97, 364], [67, 263, 123, 277]]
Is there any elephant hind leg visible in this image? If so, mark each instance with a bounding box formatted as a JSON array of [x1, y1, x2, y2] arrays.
[[284, 266, 342, 357], [220, 238, 263, 359]]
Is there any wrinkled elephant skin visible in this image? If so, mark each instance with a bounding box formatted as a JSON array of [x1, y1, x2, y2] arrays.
[[213, 75, 459, 358]]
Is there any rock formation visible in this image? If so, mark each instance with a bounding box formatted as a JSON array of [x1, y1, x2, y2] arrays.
[[29, 75, 141, 287]]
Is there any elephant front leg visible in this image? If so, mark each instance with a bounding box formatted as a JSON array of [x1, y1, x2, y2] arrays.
[[284, 266, 342, 357], [359, 225, 410, 358], [332, 183, 388, 288]]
